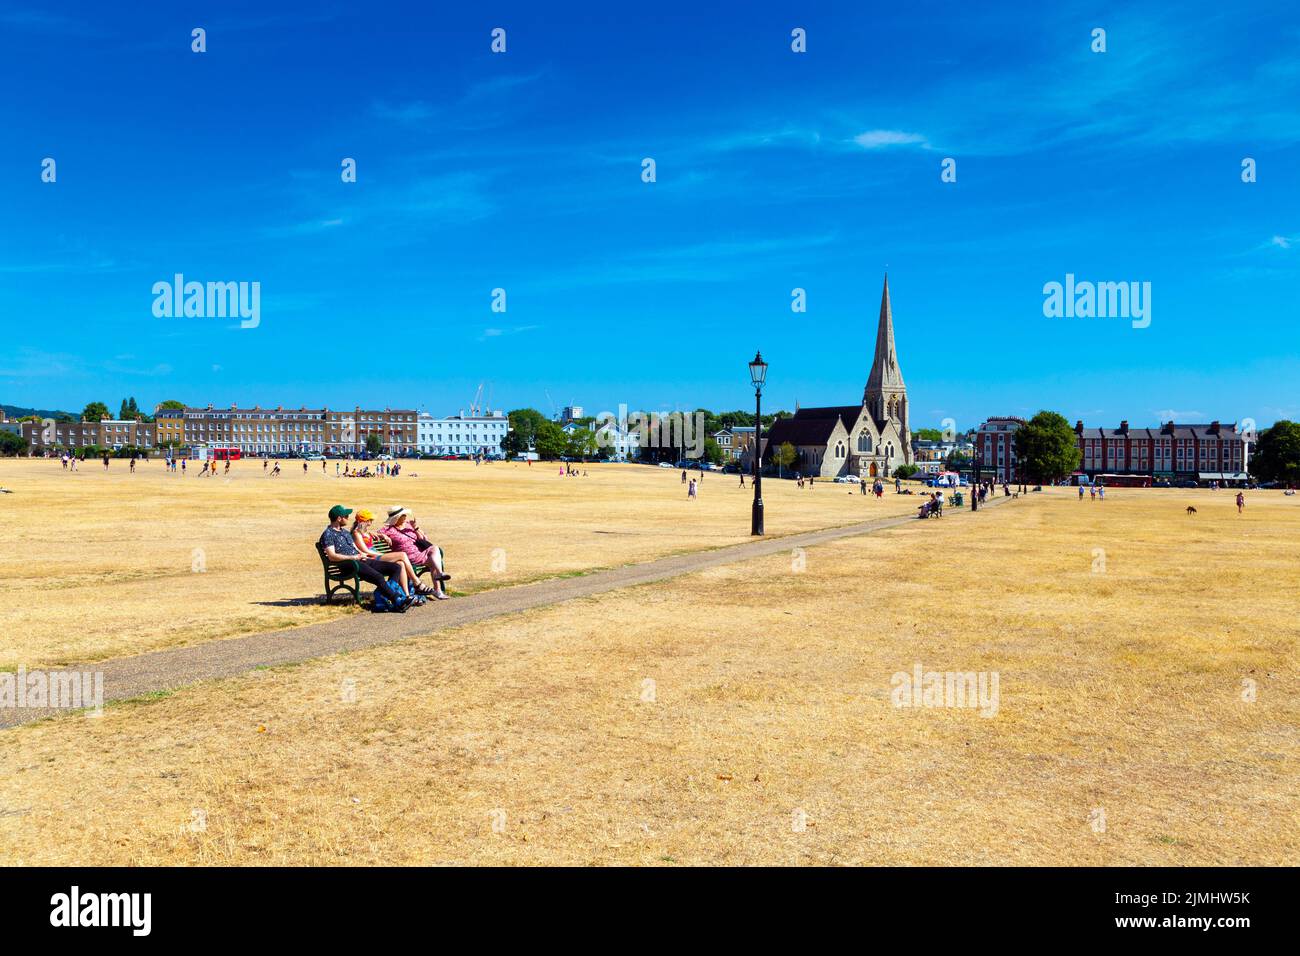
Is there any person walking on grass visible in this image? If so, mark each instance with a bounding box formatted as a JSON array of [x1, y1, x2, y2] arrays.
[[687, 477, 698, 499], [1079, 484, 1085, 500], [738, 472, 745, 488], [1237, 490, 1245, 514]]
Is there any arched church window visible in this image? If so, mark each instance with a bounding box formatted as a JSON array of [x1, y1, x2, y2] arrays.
[[858, 430, 872, 453]]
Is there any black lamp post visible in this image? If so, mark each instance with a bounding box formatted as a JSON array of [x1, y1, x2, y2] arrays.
[[749, 351, 767, 536], [971, 454, 982, 511]]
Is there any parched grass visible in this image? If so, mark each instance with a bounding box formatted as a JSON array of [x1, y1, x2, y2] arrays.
[[0, 459, 915, 668], [0, 486, 1295, 866]]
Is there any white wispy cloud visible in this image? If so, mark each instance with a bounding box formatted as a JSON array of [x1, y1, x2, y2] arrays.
[[852, 129, 929, 150], [478, 325, 539, 342], [373, 100, 439, 123], [264, 218, 344, 239]]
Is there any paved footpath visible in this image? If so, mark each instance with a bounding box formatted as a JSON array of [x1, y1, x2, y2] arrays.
[[3, 495, 1014, 729]]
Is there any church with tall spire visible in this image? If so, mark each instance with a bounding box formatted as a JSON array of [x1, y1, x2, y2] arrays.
[[762, 275, 913, 479]]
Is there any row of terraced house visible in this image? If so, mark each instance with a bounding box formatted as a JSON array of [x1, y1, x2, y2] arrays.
[[976, 416, 1252, 485], [19, 404, 511, 457]]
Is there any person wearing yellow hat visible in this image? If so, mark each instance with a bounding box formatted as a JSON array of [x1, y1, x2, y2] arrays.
[[351, 508, 434, 598], [318, 505, 413, 611]]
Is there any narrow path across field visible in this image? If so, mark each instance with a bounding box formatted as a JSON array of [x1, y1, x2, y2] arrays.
[[2, 495, 1015, 729]]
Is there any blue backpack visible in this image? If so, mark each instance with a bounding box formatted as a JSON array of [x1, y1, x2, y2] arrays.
[[372, 582, 406, 612]]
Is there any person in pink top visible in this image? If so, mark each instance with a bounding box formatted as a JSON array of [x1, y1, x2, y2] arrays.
[[383, 507, 452, 599]]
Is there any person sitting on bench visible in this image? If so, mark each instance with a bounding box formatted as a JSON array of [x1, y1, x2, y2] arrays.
[[383, 506, 452, 600], [320, 505, 414, 611], [351, 509, 435, 598]]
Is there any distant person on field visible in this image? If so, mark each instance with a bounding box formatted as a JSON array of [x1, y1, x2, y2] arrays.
[[1236, 491, 1245, 514]]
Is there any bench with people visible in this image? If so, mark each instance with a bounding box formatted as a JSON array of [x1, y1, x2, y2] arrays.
[[917, 491, 945, 519], [316, 504, 451, 611]]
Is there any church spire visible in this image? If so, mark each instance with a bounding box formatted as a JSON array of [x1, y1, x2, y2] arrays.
[[865, 273, 905, 396]]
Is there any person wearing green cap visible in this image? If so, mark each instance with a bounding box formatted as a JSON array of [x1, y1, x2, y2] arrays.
[[319, 505, 414, 611]]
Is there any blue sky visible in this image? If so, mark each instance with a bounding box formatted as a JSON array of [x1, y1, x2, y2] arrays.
[[1, 0, 1298, 430]]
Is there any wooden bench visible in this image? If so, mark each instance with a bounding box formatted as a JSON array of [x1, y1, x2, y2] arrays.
[[315, 536, 447, 605]]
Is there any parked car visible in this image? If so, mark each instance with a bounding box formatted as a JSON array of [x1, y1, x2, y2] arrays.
[[658, 462, 674, 468], [305, 454, 325, 461], [377, 454, 394, 461], [834, 475, 858, 483], [1176, 479, 1199, 488]]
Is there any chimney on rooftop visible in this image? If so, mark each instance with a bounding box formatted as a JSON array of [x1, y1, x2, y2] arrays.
[[1075, 420, 1084, 434], [1210, 420, 1221, 434], [1119, 420, 1129, 433]]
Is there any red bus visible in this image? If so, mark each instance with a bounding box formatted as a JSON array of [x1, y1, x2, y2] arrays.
[[213, 447, 242, 461]]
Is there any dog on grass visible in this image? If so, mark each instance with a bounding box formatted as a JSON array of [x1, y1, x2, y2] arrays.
[[1186, 505, 1197, 514]]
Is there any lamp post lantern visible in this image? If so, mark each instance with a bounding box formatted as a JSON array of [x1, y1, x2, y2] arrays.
[[749, 351, 767, 536]]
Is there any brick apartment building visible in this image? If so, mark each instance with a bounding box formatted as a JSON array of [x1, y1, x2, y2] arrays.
[[973, 417, 1025, 482], [1075, 420, 1249, 483], [975, 416, 1252, 484], [177, 405, 418, 456], [22, 417, 155, 451]]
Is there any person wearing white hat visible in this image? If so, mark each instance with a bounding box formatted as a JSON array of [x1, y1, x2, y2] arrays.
[[383, 506, 452, 599]]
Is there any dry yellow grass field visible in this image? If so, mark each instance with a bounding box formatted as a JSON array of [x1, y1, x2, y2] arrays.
[[0, 458, 915, 668], [1, 480, 1295, 865]]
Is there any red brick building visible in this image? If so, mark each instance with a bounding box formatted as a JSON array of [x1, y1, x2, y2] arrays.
[[973, 417, 1025, 482], [1075, 420, 1250, 484], [975, 417, 1252, 485]]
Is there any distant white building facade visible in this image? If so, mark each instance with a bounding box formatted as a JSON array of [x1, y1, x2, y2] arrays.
[[417, 411, 509, 456]]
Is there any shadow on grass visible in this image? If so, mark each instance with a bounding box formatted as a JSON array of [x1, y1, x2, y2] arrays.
[[253, 596, 354, 608]]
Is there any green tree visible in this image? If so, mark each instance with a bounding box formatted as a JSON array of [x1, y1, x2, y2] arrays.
[[158, 400, 186, 410], [776, 441, 797, 476], [565, 427, 599, 461], [894, 463, 921, 479], [82, 401, 110, 422], [534, 420, 567, 460], [703, 437, 724, 465], [0, 431, 28, 456], [365, 433, 383, 456], [1249, 421, 1300, 484], [1013, 411, 1082, 483], [914, 427, 944, 441], [503, 408, 547, 457]]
